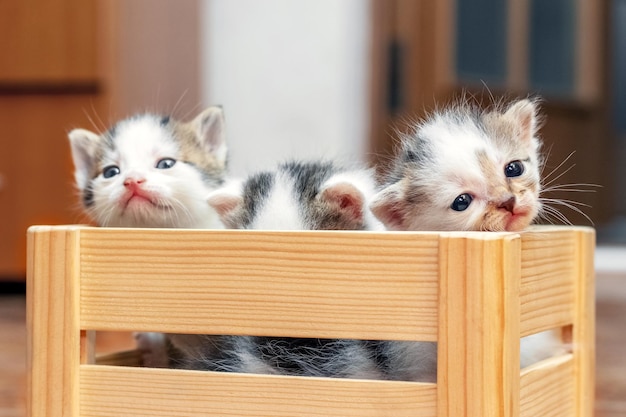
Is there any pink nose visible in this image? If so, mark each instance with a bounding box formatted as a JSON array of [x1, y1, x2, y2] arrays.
[[124, 177, 146, 189], [498, 196, 516, 213]]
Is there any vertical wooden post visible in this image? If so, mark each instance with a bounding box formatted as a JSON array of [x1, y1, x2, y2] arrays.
[[27, 226, 81, 417], [574, 228, 595, 417], [438, 233, 521, 417]]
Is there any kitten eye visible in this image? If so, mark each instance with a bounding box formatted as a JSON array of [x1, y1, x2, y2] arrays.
[[504, 160, 524, 177], [155, 158, 176, 169], [451, 193, 473, 211], [102, 165, 120, 179]]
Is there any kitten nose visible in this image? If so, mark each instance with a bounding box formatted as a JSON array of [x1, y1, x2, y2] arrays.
[[498, 196, 516, 213], [124, 177, 146, 189]]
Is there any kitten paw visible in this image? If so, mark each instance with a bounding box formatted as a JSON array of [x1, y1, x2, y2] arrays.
[[134, 332, 170, 368]]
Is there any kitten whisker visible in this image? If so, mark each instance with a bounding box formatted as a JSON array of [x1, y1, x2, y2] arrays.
[[540, 198, 594, 225], [539, 205, 573, 226], [539, 143, 555, 177], [541, 151, 576, 186], [542, 184, 600, 193], [541, 197, 592, 208], [542, 164, 576, 189], [170, 90, 189, 118], [82, 107, 106, 134]]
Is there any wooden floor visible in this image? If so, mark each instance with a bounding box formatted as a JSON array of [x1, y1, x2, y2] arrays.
[[2, 273, 625, 417]]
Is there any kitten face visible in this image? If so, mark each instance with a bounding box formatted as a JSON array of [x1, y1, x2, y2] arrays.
[[68, 107, 228, 228], [371, 99, 542, 232], [207, 161, 384, 231]]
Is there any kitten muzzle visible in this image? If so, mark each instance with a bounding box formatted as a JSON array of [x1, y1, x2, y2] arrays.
[[498, 196, 516, 213]]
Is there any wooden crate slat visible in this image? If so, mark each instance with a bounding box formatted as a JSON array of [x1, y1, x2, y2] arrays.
[[79, 365, 437, 417], [519, 228, 577, 337], [437, 233, 521, 417], [26, 226, 81, 417], [520, 355, 575, 417], [78, 228, 440, 341]]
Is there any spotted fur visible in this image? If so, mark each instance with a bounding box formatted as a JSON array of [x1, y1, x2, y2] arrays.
[[371, 98, 543, 232], [68, 107, 228, 228]]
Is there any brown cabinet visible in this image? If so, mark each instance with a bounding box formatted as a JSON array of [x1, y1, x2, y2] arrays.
[[0, 0, 97, 84], [0, 0, 102, 278]]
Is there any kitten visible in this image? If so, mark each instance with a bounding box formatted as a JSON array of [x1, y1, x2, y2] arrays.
[[68, 106, 228, 229], [164, 161, 434, 380], [371, 98, 564, 369], [370, 98, 542, 232], [207, 160, 384, 231], [68, 107, 229, 367]]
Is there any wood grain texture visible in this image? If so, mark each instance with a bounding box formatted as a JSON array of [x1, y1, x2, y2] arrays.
[[25, 225, 596, 417], [79, 365, 437, 417], [78, 228, 440, 341], [26, 226, 81, 417], [520, 355, 575, 417], [520, 229, 578, 337], [437, 233, 521, 417], [574, 229, 596, 417]]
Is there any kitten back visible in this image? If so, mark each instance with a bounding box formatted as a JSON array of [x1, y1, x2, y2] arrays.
[[208, 160, 384, 231]]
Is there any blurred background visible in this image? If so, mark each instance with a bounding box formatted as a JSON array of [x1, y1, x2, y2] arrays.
[[1, 0, 624, 280], [0, 0, 624, 278], [0, 0, 624, 416]]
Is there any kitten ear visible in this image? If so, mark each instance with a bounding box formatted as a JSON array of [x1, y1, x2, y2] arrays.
[[192, 106, 228, 165], [207, 180, 244, 227], [68, 128, 102, 190], [318, 179, 366, 225], [369, 182, 410, 231], [504, 99, 538, 145]]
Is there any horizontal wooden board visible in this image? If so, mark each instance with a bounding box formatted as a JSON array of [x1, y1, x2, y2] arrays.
[[78, 228, 440, 341], [520, 354, 575, 417], [80, 365, 437, 417], [519, 228, 579, 336]]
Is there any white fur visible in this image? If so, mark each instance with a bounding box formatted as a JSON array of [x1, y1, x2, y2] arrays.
[[75, 116, 224, 229], [250, 170, 305, 230], [371, 100, 542, 232]]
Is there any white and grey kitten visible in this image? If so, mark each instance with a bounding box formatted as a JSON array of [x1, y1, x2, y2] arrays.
[[371, 98, 542, 232], [162, 161, 436, 380], [68, 106, 228, 229], [69, 107, 229, 367], [371, 98, 564, 368], [207, 160, 384, 231]]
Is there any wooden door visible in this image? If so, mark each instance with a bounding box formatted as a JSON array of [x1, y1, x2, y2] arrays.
[[0, 0, 102, 278], [369, 0, 613, 227]]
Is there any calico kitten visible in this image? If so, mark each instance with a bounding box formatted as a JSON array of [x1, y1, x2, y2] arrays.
[[371, 98, 542, 232], [207, 160, 384, 231], [371, 98, 564, 369], [68, 106, 228, 229], [69, 107, 229, 368], [163, 161, 431, 380]]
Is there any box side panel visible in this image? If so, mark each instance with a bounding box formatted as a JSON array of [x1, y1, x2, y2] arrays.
[[77, 229, 440, 341], [520, 229, 577, 336], [520, 355, 575, 417], [79, 365, 437, 417]]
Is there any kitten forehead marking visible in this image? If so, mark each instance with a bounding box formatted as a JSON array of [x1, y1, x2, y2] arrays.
[[107, 116, 179, 169]]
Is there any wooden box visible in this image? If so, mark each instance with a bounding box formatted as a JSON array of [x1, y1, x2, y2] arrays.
[[26, 225, 595, 417]]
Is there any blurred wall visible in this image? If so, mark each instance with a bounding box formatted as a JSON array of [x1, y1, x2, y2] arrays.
[[200, 0, 372, 176], [106, 0, 202, 121]]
